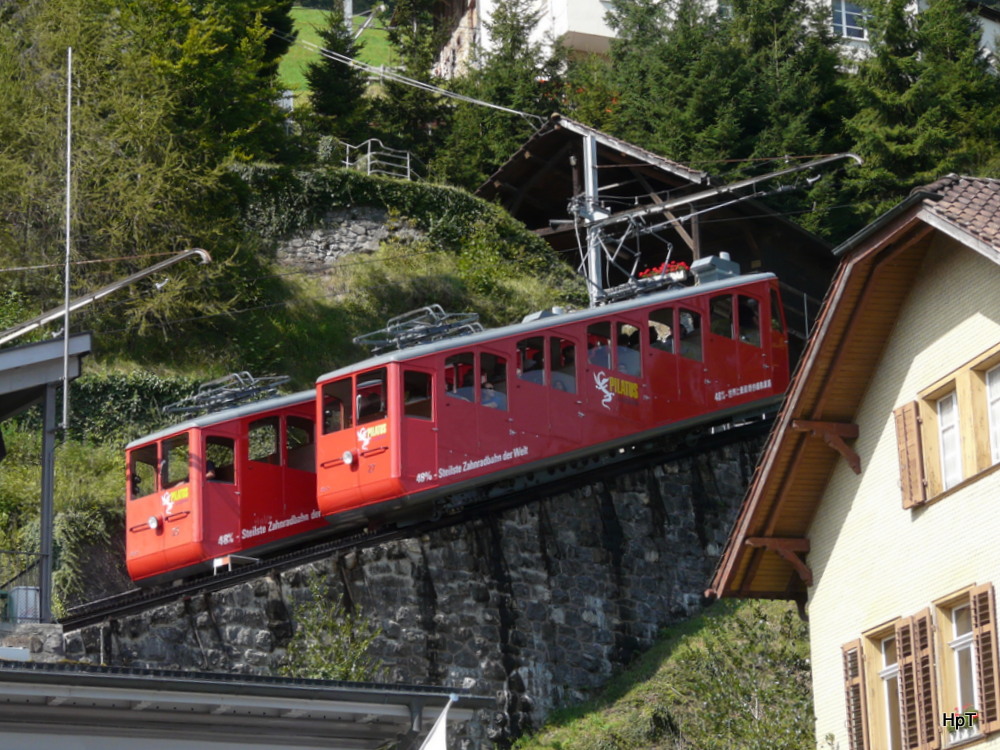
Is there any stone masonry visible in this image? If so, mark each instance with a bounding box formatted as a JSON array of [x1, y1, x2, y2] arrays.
[[64, 436, 762, 747]]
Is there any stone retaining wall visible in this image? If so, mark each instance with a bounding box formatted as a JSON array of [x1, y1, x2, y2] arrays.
[[65, 437, 762, 747], [275, 206, 423, 268]]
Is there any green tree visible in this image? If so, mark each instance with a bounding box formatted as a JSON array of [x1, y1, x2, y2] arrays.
[[305, 1, 370, 140], [280, 571, 384, 681], [369, 0, 447, 162], [844, 0, 1000, 223]]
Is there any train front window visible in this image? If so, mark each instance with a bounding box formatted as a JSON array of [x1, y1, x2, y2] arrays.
[[322, 378, 353, 434], [549, 339, 576, 394], [517, 338, 545, 385], [480, 353, 508, 409], [130, 444, 157, 498], [444, 354, 475, 401], [162, 434, 190, 488], [710, 295, 734, 338], [357, 368, 388, 424], [679, 309, 703, 361], [587, 323, 611, 369], [738, 296, 761, 346], [286, 417, 315, 472], [616, 322, 641, 376], [249, 417, 280, 465], [205, 436, 235, 483], [404, 370, 433, 419]]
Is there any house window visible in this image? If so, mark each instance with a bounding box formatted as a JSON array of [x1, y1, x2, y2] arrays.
[[988, 364, 1000, 464], [893, 342, 1000, 507], [879, 635, 903, 750], [832, 0, 866, 39], [937, 391, 961, 490], [845, 585, 1000, 750]]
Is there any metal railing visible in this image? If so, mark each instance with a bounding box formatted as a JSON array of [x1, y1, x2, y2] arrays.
[[0, 551, 41, 624], [342, 138, 418, 181]]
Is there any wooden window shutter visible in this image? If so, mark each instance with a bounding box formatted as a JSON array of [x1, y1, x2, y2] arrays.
[[972, 583, 1000, 734], [896, 618, 921, 749], [843, 639, 870, 750], [894, 402, 926, 508], [913, 610, 940, 749]]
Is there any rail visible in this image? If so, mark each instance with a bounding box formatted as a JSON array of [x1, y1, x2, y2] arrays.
[[0, 551, 41, 624], [342, 138, 419, 181]]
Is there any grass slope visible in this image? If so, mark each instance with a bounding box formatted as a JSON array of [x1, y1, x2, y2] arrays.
[[279, 7, 391, 95], [515, 600, 814, 750]]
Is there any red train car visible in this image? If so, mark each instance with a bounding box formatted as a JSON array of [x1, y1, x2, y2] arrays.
[[125, 391, 326, 584], [315, 271, 789, 528]]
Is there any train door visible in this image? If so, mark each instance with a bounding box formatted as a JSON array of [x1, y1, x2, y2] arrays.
[[438, 352, 478, 471], [706, 293, 741, 403], [242, 414, 283, 539], [583, 321, 620, 423], [354, 368, 393, 502], [613, 319, 645, 425], [283, 413, 318, 519], [547, 335, 584, 448], [400, 367, 437, 484], [646, 306, 681, 419], [478, 351, 512, 458], [676, 306, 709, 416], [512, 336, 551, 451], [768, 286, 790, 388], [318, 375, 360, 513], [202, 431, 240, 555], [735, 292, 770, 393]]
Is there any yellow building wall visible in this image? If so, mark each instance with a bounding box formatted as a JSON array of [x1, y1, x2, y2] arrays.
[[807, 235, 1000, 747]]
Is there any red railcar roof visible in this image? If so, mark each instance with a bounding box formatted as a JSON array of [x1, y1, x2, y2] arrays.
[[315, 272, 775, 383]]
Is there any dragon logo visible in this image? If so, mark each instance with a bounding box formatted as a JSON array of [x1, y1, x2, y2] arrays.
[[161, 491, 174, 514], [356, 427, 372, 451], [594, 372, 614, 409]]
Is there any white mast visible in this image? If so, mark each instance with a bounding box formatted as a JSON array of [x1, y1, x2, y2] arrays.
[[61, 47, 73, 429]]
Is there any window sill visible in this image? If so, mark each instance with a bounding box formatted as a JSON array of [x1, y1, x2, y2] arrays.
[[946, 729, 986, 748], [920, 461, 1000, 510]]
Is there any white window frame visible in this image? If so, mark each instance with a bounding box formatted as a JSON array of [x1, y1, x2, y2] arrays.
[[948, 604, 980, 744], [987, 363, 1000, 465], [938, 391, 962, 490], [880, 635, 903, 750], [832, 0, 867, 39]]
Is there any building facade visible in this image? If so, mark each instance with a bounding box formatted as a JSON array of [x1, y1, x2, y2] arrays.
[[710, 176, 1000, 749]]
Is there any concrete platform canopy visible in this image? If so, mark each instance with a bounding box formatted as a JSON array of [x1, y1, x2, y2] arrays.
[[0, 660, 491, 750]]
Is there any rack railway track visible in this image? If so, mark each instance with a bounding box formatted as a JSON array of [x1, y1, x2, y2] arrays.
[[61, 417, 773, 631]]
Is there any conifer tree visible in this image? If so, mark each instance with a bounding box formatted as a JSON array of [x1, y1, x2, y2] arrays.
[[305, 1, 369, 140], [844, 0, 1000, 221], [429, 0, 557, 189]]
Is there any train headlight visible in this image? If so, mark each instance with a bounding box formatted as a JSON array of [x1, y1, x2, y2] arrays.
[[342, 450, 355, 466], [148, 515, 160, 531]]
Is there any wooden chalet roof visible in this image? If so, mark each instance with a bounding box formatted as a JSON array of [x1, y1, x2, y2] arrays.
[[708, 175, 1000, 602]]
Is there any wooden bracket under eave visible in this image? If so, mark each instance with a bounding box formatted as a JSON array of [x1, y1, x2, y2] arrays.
[[791, 419, 862, 475], [746, 536, 813, 587]]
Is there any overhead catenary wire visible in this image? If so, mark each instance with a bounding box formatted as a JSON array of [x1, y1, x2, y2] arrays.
[[269, 29, 545, 125]]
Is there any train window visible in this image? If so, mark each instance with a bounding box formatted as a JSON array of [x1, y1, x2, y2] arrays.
[[286, 417, 315, 472], [649, 308, 674, 353], [679, 308, 703, 361], [616, 322, 642, 376], [770, 289, 784, 332], [249, 417, 280, 465], [162, 434, 190, 488], [517, 337, 546, 385], [480, 353, 508, 409], [205, 436, 235, 483], [738, 295, 761, 346], [550, 338, 576, 394], [322, 378, 353, 434], [129, 444, 157, 499], [587, 322, 611, 369], [444, 353, 475, 402], [357, 369, 388, 424], [710, 295, 734, 338], [404, 370, 433, 419]]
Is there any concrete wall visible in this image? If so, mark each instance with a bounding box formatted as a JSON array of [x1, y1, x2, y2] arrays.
[[807, 238, 1000, 747], [65, 437, 763, 747]]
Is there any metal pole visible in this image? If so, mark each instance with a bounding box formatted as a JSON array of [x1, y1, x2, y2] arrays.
[[583, 134, 604, 307], [39, 383, 57, 623], [61, 47, 73, 429]]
